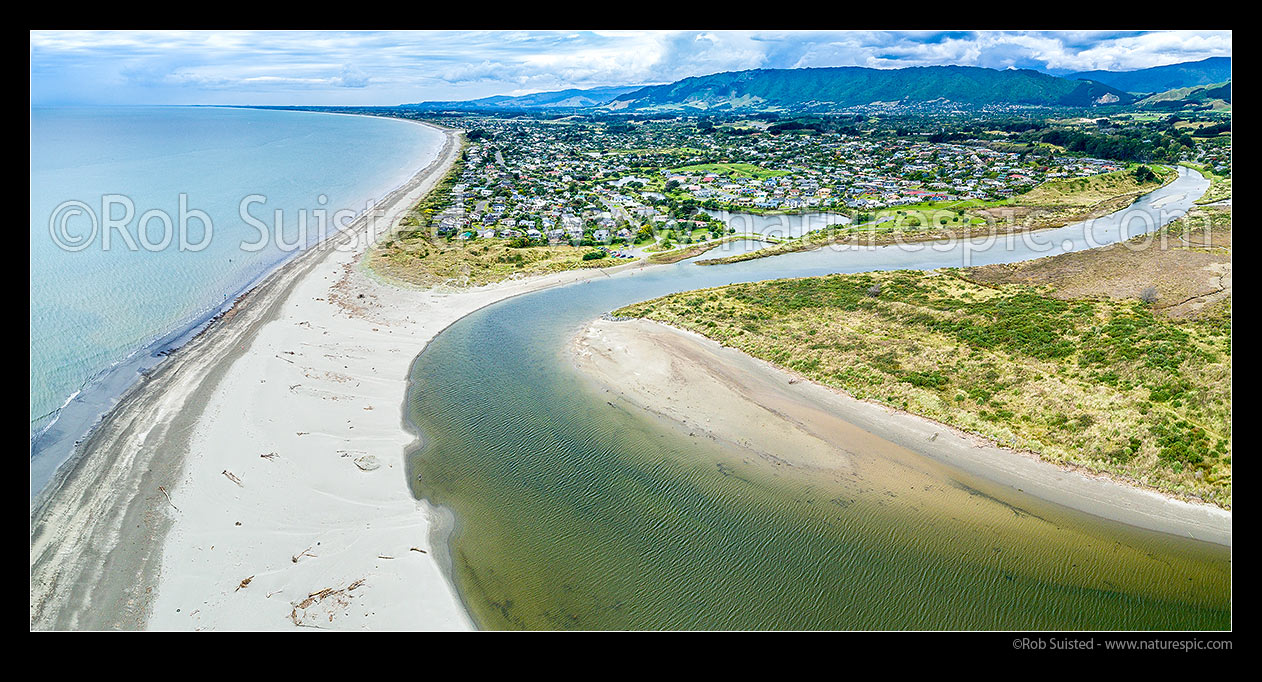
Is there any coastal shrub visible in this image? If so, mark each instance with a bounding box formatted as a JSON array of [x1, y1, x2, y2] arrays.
[[1151, 418, 1212, 468], [616, 266, 1231, 503], [903, 370, 949, 388], [1133, 165, 1160, 184]]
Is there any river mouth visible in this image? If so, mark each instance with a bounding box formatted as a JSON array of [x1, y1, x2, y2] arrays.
[[405, 167, 1230, 630]]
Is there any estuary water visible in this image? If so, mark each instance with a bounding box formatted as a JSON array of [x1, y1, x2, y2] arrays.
[[700, 208, 852, 238], [406, 166, 1231, 629], [30, 106, 445, 495]]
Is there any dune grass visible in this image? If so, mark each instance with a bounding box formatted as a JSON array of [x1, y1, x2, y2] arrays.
[[370, 238, 619, 288], [1180, 162, 1231, 204], [1015, 165, 1174, 206], [617, 208, 1231, 506]]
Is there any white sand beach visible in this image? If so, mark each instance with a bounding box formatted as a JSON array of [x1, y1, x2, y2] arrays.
[[146, 208, 644, 631], [28, 122, 1228, 631], [29, 123, 646, 630]]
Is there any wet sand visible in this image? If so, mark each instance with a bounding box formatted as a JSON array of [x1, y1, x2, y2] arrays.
[[572, 317, 1231, 547], [29, 122, 644, 630]]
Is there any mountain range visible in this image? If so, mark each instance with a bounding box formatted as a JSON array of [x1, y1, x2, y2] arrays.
[[1064, 57, 1231, 95], [604, 66, 1130, 111], [403, 58, 1229, 113], [1137, 81, 1231, 111], [408, 85, 643, 110]]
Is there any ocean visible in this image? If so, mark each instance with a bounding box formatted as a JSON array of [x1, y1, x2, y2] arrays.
[[29, 105, 444, 495]]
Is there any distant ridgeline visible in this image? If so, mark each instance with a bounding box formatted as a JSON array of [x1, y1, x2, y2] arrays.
[[1064, 57, 1231, 95], [1137, 82, 1231, 112], [405, 85, 645, 111], [391, 58, 1230, 115], [603, 66, 1134, 111], [403, 65, 1146, 113]]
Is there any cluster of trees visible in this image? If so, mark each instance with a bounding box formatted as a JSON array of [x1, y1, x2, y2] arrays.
[[768, 120, 824, 134], [881, 114, 1041, 140], [1032, 127, 1191, 164], [1191, 121, 1231, 137], [1133, 165, 1160, 184]]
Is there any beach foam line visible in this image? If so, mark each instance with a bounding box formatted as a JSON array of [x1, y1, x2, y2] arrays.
[[30, 121, 659, 631], [31, 120, 462, 630], [29, 111, 445, 500]]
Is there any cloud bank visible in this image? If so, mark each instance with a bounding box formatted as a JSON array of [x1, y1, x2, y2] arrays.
[[29, 30, 1232, 106]]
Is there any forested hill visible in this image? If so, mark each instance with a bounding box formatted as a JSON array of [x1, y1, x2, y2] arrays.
[[605, 66, 1134, 111], [1066, 57, 1231, 94]]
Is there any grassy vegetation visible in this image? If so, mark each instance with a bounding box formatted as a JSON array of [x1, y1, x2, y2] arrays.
[[1180, 162, 1231, 204], [693, 221, 964, 266], [697, 165, 1177, 267], [370, 238, 621, 288], [1016, 164, 1174, 206], [879, 196, 1010, 214], [1111, 112, 1168, 123], [646, 235, 760, 264], [970, 206, 1231, 320], [397, 145, 467, 232], [617, 208, 1231, 506], [1137, 82, 1231, 113], [668, 162, 790, 179]]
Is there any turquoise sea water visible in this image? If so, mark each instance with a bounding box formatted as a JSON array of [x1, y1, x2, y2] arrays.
[[29, 106, 443, 494]]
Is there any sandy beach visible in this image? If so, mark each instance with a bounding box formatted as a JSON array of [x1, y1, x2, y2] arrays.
[[28, 121, 646, 630], [28, 119, 1228, 631], [572, 317, 1231, 547]]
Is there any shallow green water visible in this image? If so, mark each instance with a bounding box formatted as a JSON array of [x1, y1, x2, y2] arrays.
[[406, 169, 1230, 630]]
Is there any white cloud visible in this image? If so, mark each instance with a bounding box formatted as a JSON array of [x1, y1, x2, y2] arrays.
[[28, 29, 1232, 105]]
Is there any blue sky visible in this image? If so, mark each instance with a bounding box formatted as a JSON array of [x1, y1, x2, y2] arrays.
[[30, 30, 1232, 106]]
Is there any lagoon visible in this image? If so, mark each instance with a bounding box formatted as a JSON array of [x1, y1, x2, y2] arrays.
[[701, 208, 853, 239], [406, 166, 1230, 629]]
